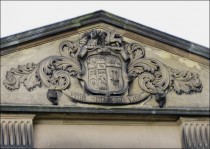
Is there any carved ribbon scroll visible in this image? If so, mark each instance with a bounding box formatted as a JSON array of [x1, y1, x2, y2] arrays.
[[4, 29, 202, 107]]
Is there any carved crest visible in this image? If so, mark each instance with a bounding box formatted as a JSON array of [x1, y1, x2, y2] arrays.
[[78, 31, 129, 95], [4, 29, 203, 107], [83, 54, 128, 95]]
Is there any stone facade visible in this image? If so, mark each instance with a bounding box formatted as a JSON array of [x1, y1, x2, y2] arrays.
[[1, 11, 209, 148]]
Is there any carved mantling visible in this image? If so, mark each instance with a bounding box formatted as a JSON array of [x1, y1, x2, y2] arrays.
[[3, 29, 203, 107]]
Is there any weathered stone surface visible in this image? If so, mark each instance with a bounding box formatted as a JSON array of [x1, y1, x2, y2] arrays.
[[1, 26, 209, 110], [178, 117, 210, 148], [33, 122, 181, 148], [1, 11, 209, 149], [1, 11, 209, 59], [0, 114, 35, 148]]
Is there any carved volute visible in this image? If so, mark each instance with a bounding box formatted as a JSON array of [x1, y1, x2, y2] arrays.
[[3, 30, 203, 107]]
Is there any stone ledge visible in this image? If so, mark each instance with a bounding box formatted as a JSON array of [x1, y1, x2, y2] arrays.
[[0, 104, 209, 116]]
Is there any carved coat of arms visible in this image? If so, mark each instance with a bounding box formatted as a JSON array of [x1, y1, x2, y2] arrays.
[[4, 30, 202, 107]]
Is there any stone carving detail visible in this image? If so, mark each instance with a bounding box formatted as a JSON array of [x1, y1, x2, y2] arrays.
[[179, 119, 210, 148], [4, 30, 202, 107], [0, 116, 34, 147]]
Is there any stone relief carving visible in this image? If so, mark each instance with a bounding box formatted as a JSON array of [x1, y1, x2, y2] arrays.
[[179, 119, 210, 148], [1, 118, 34, 147], [3, 30, 202, 107]]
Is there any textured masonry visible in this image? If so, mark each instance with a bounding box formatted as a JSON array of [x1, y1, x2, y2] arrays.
[[179, 117, 210, 149], [0, 114, 35, 148]]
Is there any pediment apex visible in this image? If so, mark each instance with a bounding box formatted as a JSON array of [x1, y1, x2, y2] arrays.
[[1, 10, 209, 59]]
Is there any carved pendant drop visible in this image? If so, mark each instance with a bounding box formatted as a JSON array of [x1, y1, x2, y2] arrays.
[[4, 30, 202, 107]]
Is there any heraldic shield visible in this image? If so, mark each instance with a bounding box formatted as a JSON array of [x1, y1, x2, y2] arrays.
[[82, 52, 128, 95], [3, 29, 203, 107]]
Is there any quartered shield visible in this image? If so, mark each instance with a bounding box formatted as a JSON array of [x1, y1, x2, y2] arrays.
[[81, 51, 128, 95]]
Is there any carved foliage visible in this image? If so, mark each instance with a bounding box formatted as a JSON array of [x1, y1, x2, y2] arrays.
[[4, 43, 81, 91], [168, 67, 202, 94], [4, 63, 40, 91], [3, 29, 203, 107]]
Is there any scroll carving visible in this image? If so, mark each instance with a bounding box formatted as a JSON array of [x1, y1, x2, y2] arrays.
[[4, 29, 203, 107]]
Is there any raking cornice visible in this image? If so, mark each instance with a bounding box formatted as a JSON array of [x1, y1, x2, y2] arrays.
[[1, 10, 209, 58]]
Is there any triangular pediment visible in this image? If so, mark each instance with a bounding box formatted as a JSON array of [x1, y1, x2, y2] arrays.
[[0, 11, 209, 115], [1, 10, 209, 58]]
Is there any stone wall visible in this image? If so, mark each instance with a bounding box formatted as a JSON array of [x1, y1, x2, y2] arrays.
[[1, 22, 209, 148], [1, 23, 209, 108]]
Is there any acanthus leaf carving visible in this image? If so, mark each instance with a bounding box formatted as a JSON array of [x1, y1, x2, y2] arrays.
[[4, 63, 41, 91], [23, 66, 40, 91], [167, 67, 202, 94], [38, 56, 81, 90], [59, 40, 79, 58], [128, 58, 159, 78], [3, 29, 203, 107], [4, 55, 82, 91]]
